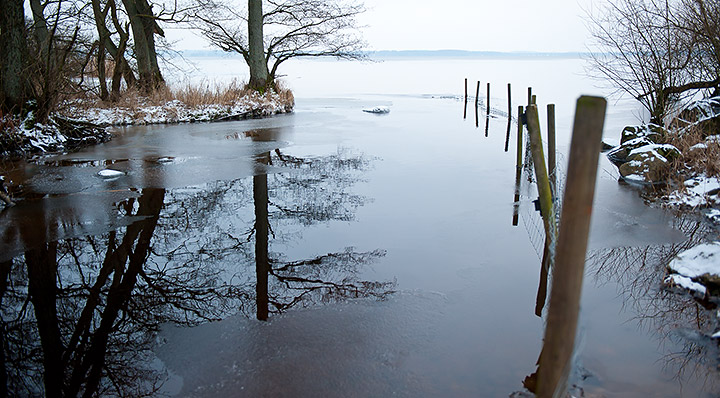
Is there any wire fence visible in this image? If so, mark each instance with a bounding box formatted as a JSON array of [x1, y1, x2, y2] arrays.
[[517, 127, 567, 260]]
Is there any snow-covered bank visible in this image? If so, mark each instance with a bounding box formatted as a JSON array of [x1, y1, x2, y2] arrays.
[[0, 90, 294, 158], [665, 241, 720, 298], [59, 89, 293, 126]]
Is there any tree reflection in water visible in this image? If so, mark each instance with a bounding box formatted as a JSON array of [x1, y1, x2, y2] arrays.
[[0, 133, 394, 396], [521, 213, 720, 396]]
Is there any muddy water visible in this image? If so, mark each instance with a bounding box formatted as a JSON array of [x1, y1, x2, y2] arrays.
[[1, 78, 719, 395]]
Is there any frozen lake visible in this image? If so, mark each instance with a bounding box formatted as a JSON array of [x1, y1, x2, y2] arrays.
[[1, 55, 717, 397]]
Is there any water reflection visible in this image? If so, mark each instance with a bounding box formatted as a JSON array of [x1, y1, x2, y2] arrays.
[[0, 128, 394, 396], [521, 212, 720, 396]]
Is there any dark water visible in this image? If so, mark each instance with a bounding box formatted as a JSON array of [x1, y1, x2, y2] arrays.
[[0, 94, 717, 397]]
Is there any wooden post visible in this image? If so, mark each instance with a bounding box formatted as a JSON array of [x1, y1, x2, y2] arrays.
[[528, 87, 532, 105], [465, 78, 468, 102], [464, 78, 468, 120], [505, 115, 512, 152], [536, 96, 607, 398], [507, 83, 512, 118], [547, 104, 557, 199], [516, 106, 524, 172], [531, 94, 537, 105], [526, 104, 555, 240], [486, 82, 491, 115], [475, 81, 481, 107], [513, 106, 524, 226], [485, 112, 490, 137]]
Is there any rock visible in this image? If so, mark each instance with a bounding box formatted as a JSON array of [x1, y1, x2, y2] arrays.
[[606, 137, 653, 164], [619, 149, 672, 184], [620, 123, 667, 145], [667, 241, 720, 295], [628, 143, 681, 162], [362, 106, 390, 114]]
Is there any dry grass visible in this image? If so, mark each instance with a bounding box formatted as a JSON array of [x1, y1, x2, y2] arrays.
[[667, 121, 720, 179], [62, 78, 295, 112]]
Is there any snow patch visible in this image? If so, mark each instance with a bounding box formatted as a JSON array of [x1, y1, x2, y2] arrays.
[[664, 274, 707, 295], [98, 169, 125, 178], [665, 174, 720, 208], [667, 242, 720, 279]]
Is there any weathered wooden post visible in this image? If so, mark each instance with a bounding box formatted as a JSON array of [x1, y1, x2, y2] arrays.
[[508, 83, 512, 117], [528, 87, 532, 105], [475, 81, 481, 127], [513, 105, 524, 226], [505, 115, 512, 152], [486, 82, 491, 115], [464, 78, 468, 119], [516, 106, 524, 172], [464, 78, 468, 102], [531, 95, 537, 105], [547, 104, 557, 199], [525, 104, 555, 240], [536, 96, 607, 398], [484, 112, 490, 137]]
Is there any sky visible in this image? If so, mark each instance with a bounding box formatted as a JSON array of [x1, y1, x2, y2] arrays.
[[166, 0, 599, 53]]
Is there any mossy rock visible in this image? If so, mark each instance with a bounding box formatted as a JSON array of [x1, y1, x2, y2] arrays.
[[606, 137, 653, 164], [620, 123, 667, 145], [628, 143, 681, 162], [619, 150, 672, 183]]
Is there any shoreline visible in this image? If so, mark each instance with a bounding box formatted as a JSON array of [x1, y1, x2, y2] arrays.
[[0, 88, 295, 159]]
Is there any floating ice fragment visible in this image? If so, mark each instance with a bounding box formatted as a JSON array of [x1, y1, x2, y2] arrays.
[[97, 169, 125, 178]]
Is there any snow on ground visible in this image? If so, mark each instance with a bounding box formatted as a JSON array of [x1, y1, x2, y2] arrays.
[[667, 242, 720, 278], [665, 174, 720, 208], [1, 91, 293, 156], [664, 274, 707, 295], [665, 241, 720, 296], [60, 91, 292, 126]]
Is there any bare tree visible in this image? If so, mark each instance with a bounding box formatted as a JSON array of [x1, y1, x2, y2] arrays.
[[587, 0, 720, 124], [0, 0, 31, 113], [192, 0, 366, 90]]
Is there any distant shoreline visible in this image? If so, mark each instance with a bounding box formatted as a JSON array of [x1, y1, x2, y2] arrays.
[[177, 49, 588, 60]]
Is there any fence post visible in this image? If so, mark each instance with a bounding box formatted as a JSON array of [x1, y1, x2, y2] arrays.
[[508, 83, 512, 117], [464, 78, 468, 102], [547, 104, 557, 199], [513, 105, 524, 226], [464, 78, 468, 119], [486, 82, 491, 115], [536, 96, 607, 398], [525, 104, 555, 240]]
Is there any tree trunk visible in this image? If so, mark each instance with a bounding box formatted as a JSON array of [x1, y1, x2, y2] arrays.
[[0, 0, 29, 112], [29, 0, 50, 59], [122, 0, 164, 93], [254, 152, 271, 321], [26, 242, 64, 398], [248, 0, 270, 91]]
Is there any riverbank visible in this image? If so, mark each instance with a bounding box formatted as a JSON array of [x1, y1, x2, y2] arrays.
[[603, 95, 720, 303], [0, 83, 294, 158]]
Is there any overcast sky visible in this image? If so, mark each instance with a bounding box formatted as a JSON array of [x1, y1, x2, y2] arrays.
[[166, 0, 598, 52]]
